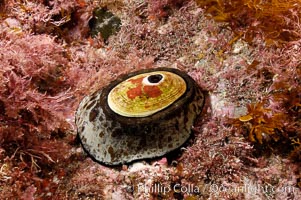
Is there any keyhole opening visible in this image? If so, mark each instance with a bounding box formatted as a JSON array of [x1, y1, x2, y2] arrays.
[[147, 74, 163, 83]]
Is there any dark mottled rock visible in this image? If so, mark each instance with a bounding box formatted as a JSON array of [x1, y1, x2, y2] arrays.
[[89, 8, 121, 41]]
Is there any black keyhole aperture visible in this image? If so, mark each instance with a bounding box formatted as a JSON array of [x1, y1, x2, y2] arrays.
[[147, 74, 163, 83]]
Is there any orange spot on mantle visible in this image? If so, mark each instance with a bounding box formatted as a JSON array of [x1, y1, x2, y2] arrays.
[[129, 77, 144, 84], [144, 85, 162, 98], [126, 77, 162, 99], [127, 86, 143, 99]]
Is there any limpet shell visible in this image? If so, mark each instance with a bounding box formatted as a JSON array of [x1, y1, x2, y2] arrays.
[[108, 71, 186, 117], [75, 67, 205, 165]]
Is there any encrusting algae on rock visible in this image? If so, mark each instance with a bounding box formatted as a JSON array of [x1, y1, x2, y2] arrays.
[[75, 67, 205, 165]]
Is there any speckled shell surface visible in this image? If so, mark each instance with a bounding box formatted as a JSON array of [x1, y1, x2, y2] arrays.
[[75, 68, 205, 165]]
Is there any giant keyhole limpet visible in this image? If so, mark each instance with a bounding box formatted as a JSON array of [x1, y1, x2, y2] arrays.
[[75, 67, 205, 165]]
